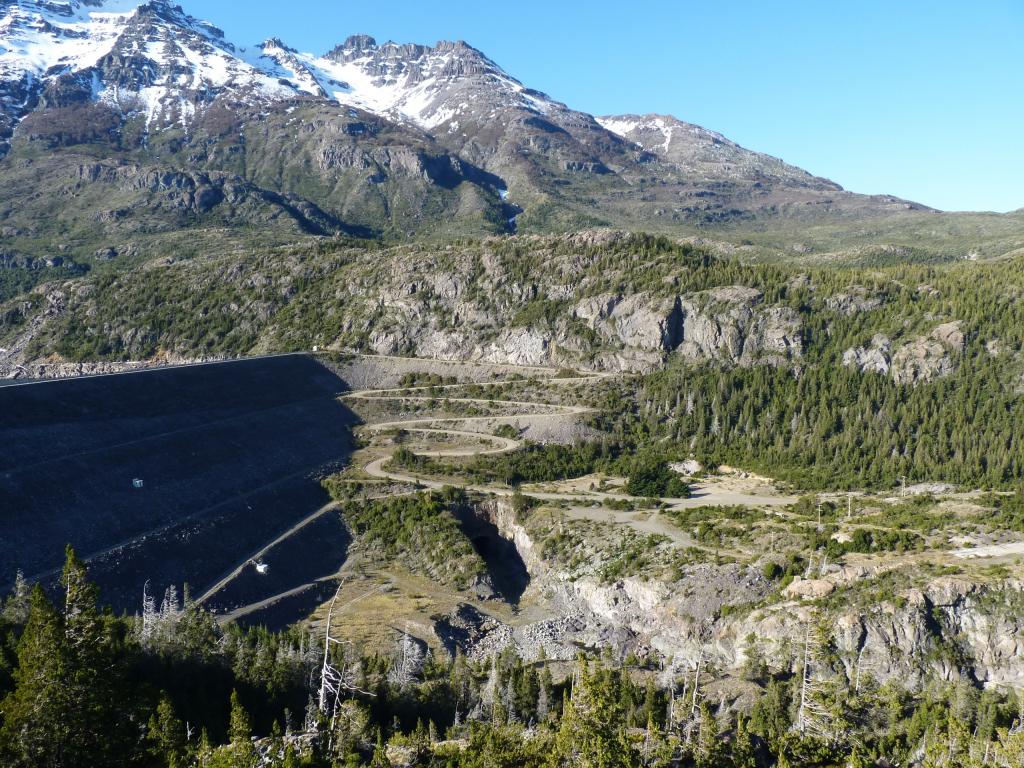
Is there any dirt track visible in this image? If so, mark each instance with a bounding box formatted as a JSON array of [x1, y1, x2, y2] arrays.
[[351, 374, 798, 515], [197, 363, 796, 621]]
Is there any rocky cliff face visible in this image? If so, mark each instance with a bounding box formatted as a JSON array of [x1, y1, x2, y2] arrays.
[[471, 498, 1024, 689], [677, 286, 803, 366], [309, 255, 802, 371], [844, 321, 966, 386], [0, 233, 817, 378]]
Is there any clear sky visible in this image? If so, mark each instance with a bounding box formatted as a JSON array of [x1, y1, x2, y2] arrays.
[[182, 0, 1023, 213]]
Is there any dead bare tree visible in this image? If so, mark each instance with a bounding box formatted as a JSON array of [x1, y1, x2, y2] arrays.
[[317, 582, 381, 750], [795, 622, 832, 738], [388, 624, 424, 689], [681, 622, 713, 745]]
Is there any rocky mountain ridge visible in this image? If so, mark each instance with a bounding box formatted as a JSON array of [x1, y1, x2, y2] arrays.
[[1, 0, 1004, 264], [0, 233, 813, 377], [597, 113, 843, 190]]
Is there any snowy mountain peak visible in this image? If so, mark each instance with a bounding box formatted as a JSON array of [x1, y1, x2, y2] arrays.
[[0, 0, 569, 141], [0, 0, 301, 133], [0, 0, 138, 79], [253, 34, 550, 130], [599, 112, 841, 188], [324, 35, 510, 85], [336, 34, 376, 53]]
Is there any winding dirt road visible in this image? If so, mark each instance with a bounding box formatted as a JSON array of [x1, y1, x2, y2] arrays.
[[348, 377, 798, 512], [202, 369, 795, 617]]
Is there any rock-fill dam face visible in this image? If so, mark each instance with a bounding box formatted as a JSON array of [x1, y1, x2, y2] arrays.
[[0, 354, 357, 615]]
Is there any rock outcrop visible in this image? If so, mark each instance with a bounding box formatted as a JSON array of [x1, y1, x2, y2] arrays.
[[842, 333, 893, 376], [826, 288, 885, 315], [844, 321, 966, 386], [466, 498, 1024, 689], [676, 286, 803, 366], [574, 293, 683, 353]]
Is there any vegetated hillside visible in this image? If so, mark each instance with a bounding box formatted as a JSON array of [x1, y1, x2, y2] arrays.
[[5, 232, 1024, 489], [0, 354, 356, 612]]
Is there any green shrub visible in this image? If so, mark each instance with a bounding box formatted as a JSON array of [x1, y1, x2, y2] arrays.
[[762, 562, 784, 581], [624, 457, 690, 498]]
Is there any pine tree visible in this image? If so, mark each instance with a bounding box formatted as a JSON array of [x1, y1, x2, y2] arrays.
[[60, 545, 133, 765], [61, 545, 101, 655], [1, 551, 134, 767], [2, 570, 30, 624], [227, 690, 258, 768], [731, 713, 757, 768], [694, 700, 724, 768], [548, 660, 639, 768], [368, 730, 389, 768], [195, 728, 214, 768], [0, 585, 70, 767], [537, 666, 555, 723], [749, 677, 791, 744], [148, 696, 188, 768]]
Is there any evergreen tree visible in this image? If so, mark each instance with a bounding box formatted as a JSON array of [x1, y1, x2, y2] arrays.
[[227, 690, 258, 768], [460, 721, 545, 768], [731, 713, 758, 768], [368, 730, 389, 768], [2, 571, 30, 625], [0, 585, 71, 767], [148, 696, 188, 768], [60, 546, 135, 765], [0, 551, 135, 768], [750, 678, 791, 744], [548, 660, 639, 768], [694, 699, 725, 768]]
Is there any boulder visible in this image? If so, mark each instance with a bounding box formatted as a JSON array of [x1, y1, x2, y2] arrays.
[[783, 577, 835, 599]]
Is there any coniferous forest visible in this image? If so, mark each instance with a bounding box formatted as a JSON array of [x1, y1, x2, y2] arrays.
[[2, 548, 1024, 767]]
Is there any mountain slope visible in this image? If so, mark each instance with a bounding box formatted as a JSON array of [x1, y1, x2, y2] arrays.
[[597, 113, 841, 189], [0, 0, 1018, 264]]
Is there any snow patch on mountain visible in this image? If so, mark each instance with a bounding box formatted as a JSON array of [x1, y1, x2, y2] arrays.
[[594, 117, 640, 138], [259, 37, 556, 130], [598, 115, 734, 154], [0, 1, 136, 81], [253, 39, 462, 125], [0, 3, 565, 134]]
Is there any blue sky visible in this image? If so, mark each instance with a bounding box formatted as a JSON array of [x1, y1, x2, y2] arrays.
[[183, 0, 1023, 212]]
